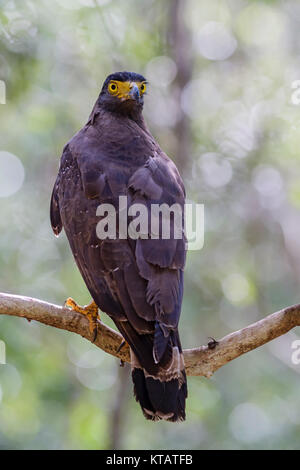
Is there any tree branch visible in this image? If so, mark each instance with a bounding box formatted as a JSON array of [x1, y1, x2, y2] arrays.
[[0, 292, 299, 378]]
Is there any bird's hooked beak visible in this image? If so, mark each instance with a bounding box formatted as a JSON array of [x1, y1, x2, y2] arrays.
[[129, 82, 141, 103]]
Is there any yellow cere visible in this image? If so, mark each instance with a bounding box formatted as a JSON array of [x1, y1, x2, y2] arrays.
[[108, 80, 146, 100]]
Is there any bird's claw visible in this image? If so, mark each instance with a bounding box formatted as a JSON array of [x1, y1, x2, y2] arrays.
[[64, 297, 100, 342], [116, 339, 128, 354]]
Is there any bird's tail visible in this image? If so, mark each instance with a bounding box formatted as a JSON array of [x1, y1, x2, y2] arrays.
[[131, 345, 187, 422], [116, 321, 187, 422]]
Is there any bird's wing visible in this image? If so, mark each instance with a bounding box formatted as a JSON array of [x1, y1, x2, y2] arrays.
[[51, 141, 129, 323], [126, 151, 186, 362], [51, 133, 187, 421], [50, 173, 62, 236]]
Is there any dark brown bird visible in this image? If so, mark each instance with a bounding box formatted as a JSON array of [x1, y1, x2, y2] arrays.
[[50, 71, 187, 421]]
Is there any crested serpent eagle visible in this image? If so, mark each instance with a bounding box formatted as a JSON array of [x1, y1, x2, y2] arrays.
[[50, 71, 188, 421]]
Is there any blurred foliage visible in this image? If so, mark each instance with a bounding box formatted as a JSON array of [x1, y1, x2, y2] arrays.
[[1, 0, 300, 450]]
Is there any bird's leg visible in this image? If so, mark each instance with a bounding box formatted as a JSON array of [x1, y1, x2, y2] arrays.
[[64, 298, 100, 342]]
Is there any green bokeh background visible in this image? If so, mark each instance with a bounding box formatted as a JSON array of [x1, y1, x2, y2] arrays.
[[1, 0, 300, 450]]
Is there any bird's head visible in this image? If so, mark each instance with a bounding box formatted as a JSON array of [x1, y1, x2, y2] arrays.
[[98, 71, 147, 116]]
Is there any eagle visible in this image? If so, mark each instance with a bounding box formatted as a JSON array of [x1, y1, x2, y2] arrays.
[[50, 71, 187, 422]]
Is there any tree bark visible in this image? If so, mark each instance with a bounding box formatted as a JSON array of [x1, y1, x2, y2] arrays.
[[0, 292, 299, 378]]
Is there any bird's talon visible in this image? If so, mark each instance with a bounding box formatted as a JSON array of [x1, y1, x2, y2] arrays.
[[92, 326, 98, 343], [64, 297, 100, 340], [117, 339, 128, 354]]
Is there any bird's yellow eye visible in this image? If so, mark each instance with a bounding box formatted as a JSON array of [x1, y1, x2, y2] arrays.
[[108, 82, 118, 95], [140, 82, 146, 94]]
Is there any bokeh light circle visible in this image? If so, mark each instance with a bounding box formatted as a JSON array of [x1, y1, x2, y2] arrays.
[[146, 56, 177, 87], [195, 22, 237, 61], [0, 151, 25, 197]]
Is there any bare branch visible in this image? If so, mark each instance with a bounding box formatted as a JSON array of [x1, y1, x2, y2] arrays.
[[0, 292, 299, 377]]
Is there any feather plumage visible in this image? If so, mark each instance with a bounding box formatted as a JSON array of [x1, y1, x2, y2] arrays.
[[50, 72, 187, 421]]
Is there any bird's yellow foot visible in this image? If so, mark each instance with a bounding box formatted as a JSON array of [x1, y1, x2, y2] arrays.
[[65, 298, 100, 342]]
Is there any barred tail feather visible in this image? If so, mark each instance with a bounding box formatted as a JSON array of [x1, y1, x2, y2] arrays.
[[131, 345, 187, 422], [115, 320, 187, 422]]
